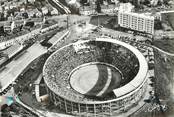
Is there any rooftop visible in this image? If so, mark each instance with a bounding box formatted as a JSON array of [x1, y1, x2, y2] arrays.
[[119, 11, 155, 19], [2, 43, 23, 58]]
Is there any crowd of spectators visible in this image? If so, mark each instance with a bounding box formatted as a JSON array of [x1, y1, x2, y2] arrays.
[[99, 32, 154, 64], [43, 40, 141, 102]]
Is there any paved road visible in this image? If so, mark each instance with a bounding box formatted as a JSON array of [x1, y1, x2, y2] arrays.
[[15, 95, 47, 117], [151, 45, 174, 56], [101, 27, 174, 56], [101, 28, 150, 41], [0, 43, 47, 92]]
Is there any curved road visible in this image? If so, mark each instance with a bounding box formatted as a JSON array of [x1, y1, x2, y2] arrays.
[[101, 27, 174, 56], [151, 45, 174, 57]]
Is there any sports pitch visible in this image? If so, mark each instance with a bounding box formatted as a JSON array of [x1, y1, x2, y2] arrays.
[[70, 63, 122, 97]]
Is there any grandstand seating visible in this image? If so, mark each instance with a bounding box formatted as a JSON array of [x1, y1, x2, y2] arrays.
[[43, 40, 140, 102]]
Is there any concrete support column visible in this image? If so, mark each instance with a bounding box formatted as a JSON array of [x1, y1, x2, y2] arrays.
[[78, 103, 81, 114], [94, 104, 96, 117], [64, 99, 68, 113], [71, 102, 73, 113]]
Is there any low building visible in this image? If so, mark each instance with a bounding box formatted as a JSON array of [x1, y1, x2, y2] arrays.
[[20, 7, 25, 12], [9, 4, 17, 9], [31, 18, 43, 25], [14, 12, 24, 20], [150, 0, 164, 6], [3, 22, 14, 33], [4, 6, 10, 11], [101, 4, 116, 14], [51, 8, 59, 15], [5, 20, 25, 32], [41, 7, 49, 15], [118, 2, 134, 12], [79, 4, 116, 15], [27, 9, 42, 18], [12, 20, 25, 28], [7, 15, 14, 21], [2, 42, 23, 59], [79, 6, 95, 15], [118, 12, 155, 34]]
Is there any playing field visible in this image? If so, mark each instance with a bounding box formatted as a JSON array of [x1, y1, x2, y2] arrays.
[[70, 63, 122, 97]]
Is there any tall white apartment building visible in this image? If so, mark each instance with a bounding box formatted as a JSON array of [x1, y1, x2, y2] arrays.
[[118, 12, 155, 34]]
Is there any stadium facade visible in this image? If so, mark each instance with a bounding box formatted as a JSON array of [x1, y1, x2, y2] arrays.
[[43, 38, 149, 116]]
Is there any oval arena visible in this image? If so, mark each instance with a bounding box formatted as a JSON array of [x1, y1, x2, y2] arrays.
[[43, 38, 148, 116]]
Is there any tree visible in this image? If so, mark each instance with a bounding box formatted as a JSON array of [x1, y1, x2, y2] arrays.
[[163, 0, 170, 5], [143, 0, 150, 5], [154, 19, 163, 30], [46, 10, 52, 16], [0, 26, 4, 35], [95, 0, 101, 13], [80, 0, 89, 6], [22, 12, 29, 19], [119, 0, 128, 3], [0, 12, 5, 21]]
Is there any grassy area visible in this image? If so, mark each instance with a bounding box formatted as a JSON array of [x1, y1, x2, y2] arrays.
[[153, 38, 174, 101], [13, 54, 50, 109], [161, 12, 174, 30], [131, 39, 174, 117], [153, 39, 174, 53], [154, 50, 174, 99], [153, 49, 174, 116]]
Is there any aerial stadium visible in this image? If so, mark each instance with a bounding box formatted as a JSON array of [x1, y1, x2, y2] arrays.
[[43, 38, 149, 116]]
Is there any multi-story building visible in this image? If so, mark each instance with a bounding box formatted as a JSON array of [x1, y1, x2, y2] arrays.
[[101, 4, 116, 14], [79, 5, 95, 15], [118, 12, 155, 34]]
